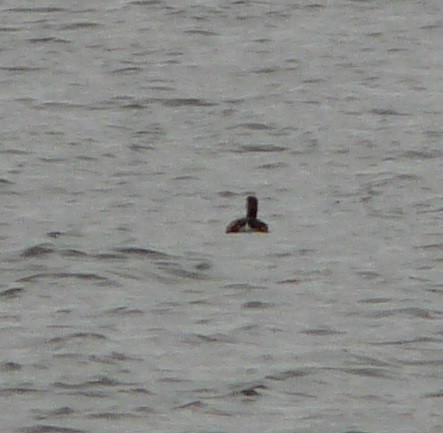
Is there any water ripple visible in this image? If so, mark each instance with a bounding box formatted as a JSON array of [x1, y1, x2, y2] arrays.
[[20, 426, 85, 433]]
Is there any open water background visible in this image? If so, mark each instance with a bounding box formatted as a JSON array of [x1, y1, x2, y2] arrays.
[[0, 1, 442, 432]]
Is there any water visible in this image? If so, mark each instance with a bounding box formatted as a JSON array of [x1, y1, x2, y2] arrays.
[[0, 1, 442, 432]]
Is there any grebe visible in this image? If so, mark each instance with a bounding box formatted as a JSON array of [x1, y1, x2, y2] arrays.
[[226, 196, 268, 233]]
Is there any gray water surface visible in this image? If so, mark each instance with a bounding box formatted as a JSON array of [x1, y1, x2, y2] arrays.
[[0, 1, 442, 432]]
